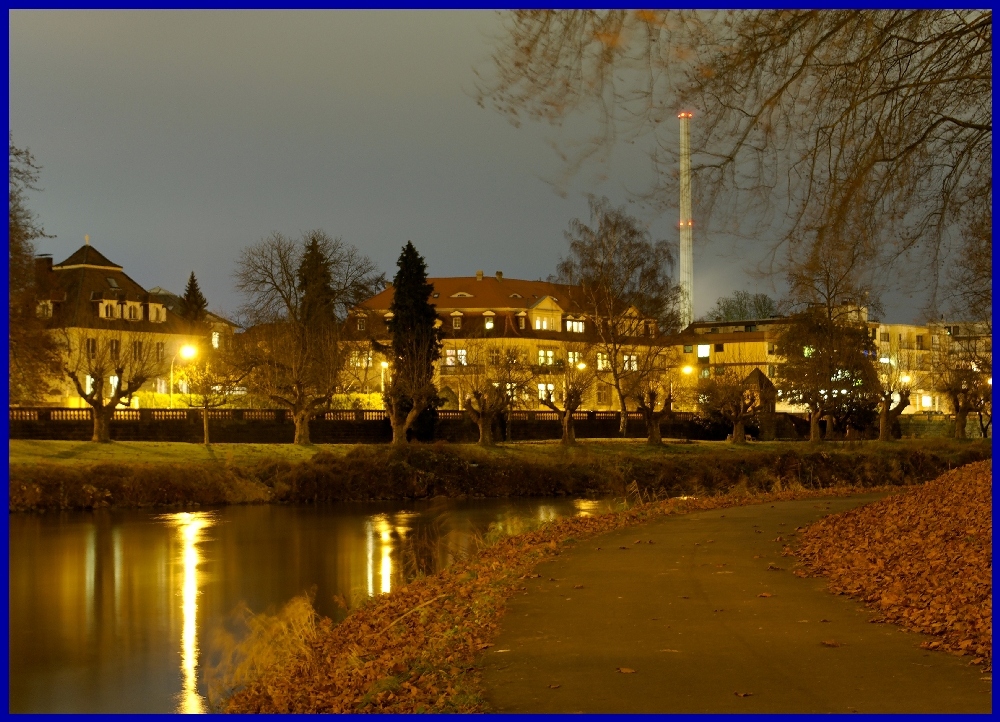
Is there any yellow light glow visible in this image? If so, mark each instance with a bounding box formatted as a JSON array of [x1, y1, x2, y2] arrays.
[[900, 375, 911, 384], [164, 511, 214, 714], [577, 362, 587, 370], [381, 361, 389, 369], [180, 345, 197, 360], [682, 366, 693, 375]]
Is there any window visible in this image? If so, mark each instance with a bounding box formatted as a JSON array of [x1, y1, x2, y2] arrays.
[[916, 335, 924, 350], [697, 344, 710, 359], [106, 278, 119, 289], [85, 375, 94, 395], [538, 349, 554, 365], [453, 316, 462, 330], [745, 325, 756, 332], [537, 383, 555, 401], [622, 354, 638, 372], [156, 378, 168, 394], [109, 339, 120, 361], [566, 320, 584, 333], [518, 316, 526, 329], [534, 317, 549, 330], [131, 340, 142, 358], [105, 303, 114, 318], [714, 343, 724, 353], [699, 367, 710, 378], [445, 349, 456, 366], [489, 349, 501, 366], [37, 302, 51, 318], [768, 342, 776, 355], [567, 351, 581, 366], [484, 316, 494, 330], [767, 364, 776, 377], [880, 332, 890, 342], [921, 395, 933, 408], [155, 342, 165, 362], [357, 317, 366, 331], [680, 344, 691, 354], [597, 352, 609, 370], [710, 327, 719, 334], [714, 365, 724, 376], [109, 375, 120, 393], [178, 380, 189, 394], [457, 349, 467, 366], [212, 331, 220, 349], [596, 384, 610, 405], [127, 305, 137, 320]]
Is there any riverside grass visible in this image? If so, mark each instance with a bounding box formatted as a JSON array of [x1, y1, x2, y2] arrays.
[[9, 439, 990, 512], [216, 482, 926, 713]]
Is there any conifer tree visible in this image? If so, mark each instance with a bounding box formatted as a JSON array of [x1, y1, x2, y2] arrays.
[[296, 235, 335, 325], [179, 271, 208, 323]]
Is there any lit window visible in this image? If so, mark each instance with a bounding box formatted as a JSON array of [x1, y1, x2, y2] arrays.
[[538, 349, 554, 365], [537, 383, 555, 400], [212, 331, 220, 349], [484, 316, 494, 330], [568, 351, 581, 365], [85, 375, 94, 394], [445, 349, 456, 366], [453, 316, 462, 329], [518, 316, 525, 329], [699, 368, 710, 378], [597, 352, 609, 370], [109, 375, 120, 393], [697, 344, 710, 359], [922, 395, 932, 408], [457, 349, 467, 366], [566, 320, 584, 333], [596, 384, 610, 405], [768, 343, 776, 355], [623, 354, 638, 371]]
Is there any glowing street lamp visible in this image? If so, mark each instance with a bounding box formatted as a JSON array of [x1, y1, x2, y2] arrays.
[[682, 366, 693, 375], [170, 344, 198, 409]]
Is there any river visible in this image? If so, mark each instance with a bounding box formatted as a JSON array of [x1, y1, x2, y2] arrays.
[[8, 497, 614, 713]]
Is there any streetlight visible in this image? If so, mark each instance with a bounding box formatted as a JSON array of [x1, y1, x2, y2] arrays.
[[170, 344, 197, 409], [380, 361, 389, 393], [682, 366, 693, 375]]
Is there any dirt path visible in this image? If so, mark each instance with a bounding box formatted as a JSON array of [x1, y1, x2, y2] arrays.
[[480, 495, 991, 713]]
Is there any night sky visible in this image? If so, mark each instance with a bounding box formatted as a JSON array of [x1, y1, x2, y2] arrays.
[[10, 11, 918, 323]]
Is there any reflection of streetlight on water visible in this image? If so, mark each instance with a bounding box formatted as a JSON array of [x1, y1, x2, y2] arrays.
[[170, 344, 197, 409], [161, 511, 215, 714]]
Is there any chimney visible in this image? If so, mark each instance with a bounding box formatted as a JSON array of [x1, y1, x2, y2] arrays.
[[35, 254, 53, 274], [495, 271, 503, 282], [476, 269, 484, 281]]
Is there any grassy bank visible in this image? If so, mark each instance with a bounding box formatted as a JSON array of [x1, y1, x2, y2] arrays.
[[8, 439, 990, 513]]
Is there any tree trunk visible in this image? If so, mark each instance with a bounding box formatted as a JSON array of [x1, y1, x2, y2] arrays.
[[878, 399, 892, 441], [293, 411, 312, 445], [645, 411, 662, 445], [203, 407, 211, 446], [477, 414, 495, 446], [954, 409, 969, 439], [616, 389, 629, 436], [560, 410, 576, 445], [809, 409, 823, 442], [92, 407, 113, 443], [731, 418, 746, 444]]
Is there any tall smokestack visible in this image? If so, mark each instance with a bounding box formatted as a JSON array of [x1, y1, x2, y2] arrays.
[[678, 111, 694, 329]]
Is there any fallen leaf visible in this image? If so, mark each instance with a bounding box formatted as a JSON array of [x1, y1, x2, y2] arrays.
[[819, 619, 831, 623], [618, 546, 630, 550], [548, 684, 561, 689], [633, 539, 642, 544], [477, 643, 493, 650], [573, 584, 585, 589], [821, 640, 842, 647], [648, 540, 655, 544], [658, 649, 681, 653], [758, 592, 773, 598], [616, 667, 636, 674], [734, 691, 753, 697]]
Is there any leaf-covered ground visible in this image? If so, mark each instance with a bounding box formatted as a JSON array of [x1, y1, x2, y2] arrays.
[[793, 460, 992, 671], [220, 483, 911, 713]]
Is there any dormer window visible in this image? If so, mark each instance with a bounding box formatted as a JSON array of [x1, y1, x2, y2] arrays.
[[518, 316, 526, 330], [453, 316, 462, 329], [510, 293, 522, 299], [357, 317, 366, 331], [484, 316, 494, 330], [127, 304, 138, 320], [36, 301, 52, 318], [104, 303, 114, 318], [566, 320, 584, 333], [450, 291, 473, 298], [106, 278, 119, 289]]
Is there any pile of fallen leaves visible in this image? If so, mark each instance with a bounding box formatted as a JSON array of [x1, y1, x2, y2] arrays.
[[793, 460, 992, 670], [220, 483, 923, 713]]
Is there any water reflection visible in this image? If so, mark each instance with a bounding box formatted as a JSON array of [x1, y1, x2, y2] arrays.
[[159, 512, 215, 714], [9, 496, 613, 713]]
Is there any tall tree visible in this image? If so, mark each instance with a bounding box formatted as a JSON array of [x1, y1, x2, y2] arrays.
[[557, 196, 680, 435], [382, 242, 442, 445], [9, 135, 59, 403], [235, 230, 384, 445], [482, 10, 990, 312], [179, 272, 209, 324]]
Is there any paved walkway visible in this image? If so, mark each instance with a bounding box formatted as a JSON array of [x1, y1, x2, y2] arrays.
[[481, 495, 992, 713]]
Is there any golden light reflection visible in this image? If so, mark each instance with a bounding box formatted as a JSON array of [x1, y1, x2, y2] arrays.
[[163, 511, 215, 715], [572, 499, 606, 517]]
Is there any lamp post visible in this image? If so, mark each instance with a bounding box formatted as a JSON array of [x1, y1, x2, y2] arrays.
[[380, 361, 389, 393], [169, 344, 198, 409]]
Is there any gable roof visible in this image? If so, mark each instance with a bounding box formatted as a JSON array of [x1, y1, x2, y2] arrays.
[[52, 244, 123, 270], [359, 276, 587, 315], [147, 286, 239, 328]]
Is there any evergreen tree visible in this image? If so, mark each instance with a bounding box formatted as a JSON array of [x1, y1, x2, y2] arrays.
[[179, 272, 208, 323], [296, 234, 335, 325], [383, 241, 441, 444]]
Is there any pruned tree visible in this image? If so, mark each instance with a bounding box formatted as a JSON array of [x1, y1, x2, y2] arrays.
[[557, 196, 680, 435], [381, 242, 442, 445], [481, 10, 990, 314], [538, 342, 596, 445], [931, 337, 991, 440], [630, 366, 682, 445], [453, 340, 534, 445], [234, 230, 384, 445], [9, 135, 59, 404], [63, 329, 164, 442], [874, 340, 921, 442], [696, 364, 762, 444]]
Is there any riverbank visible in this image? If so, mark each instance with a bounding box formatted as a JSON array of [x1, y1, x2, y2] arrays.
[[9, 439, 990, 512], [218, 480, 988, 713], [794, 460, 992, 671]]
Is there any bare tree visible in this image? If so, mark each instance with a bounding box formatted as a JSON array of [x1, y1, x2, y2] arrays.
[[63, 329, 164, 442], [874, 340, 921, 442], [481, 10, 990, 313], [630, 364, 683, 445], [696, 364, 762, 444], [181, 336, 253, 446], [557, 196, 680, 435], [234, 231, 384, 445], [705, 290, 780, 323]]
